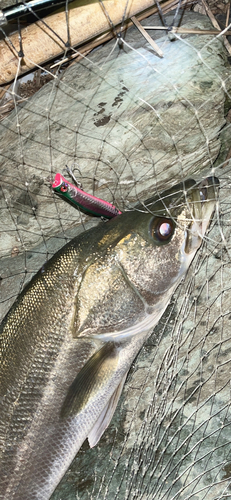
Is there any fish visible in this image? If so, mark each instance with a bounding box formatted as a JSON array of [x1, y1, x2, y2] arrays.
[[0, 176, 219, 500]]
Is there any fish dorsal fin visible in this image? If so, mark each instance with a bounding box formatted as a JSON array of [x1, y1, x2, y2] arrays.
[[88, 372, 128, 448], [61, 342, 119, 418]]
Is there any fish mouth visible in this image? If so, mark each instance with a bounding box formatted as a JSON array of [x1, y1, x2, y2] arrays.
[[184, 176, 219, 254]]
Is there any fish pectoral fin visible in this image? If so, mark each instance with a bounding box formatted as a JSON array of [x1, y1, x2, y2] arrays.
[[88, 372, 128, 448], [61, 342, 119, 418]]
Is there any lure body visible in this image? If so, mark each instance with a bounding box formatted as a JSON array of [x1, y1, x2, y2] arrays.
[[0, 177, 219, 500], [52, 172, 122, 218]]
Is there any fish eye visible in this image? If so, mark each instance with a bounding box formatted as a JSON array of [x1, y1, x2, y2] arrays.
[[199, 187, 207, 202], [60, 182, 69, 193], [149, 217, 175, 243]]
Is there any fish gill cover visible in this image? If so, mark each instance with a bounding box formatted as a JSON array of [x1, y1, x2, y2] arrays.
[[0, 1, 231, 499]]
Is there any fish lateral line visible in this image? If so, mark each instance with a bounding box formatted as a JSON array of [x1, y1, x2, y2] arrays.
[[52, 172, 122, 219]]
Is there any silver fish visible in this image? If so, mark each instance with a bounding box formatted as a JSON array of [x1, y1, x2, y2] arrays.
[[0, 177, 219, 500]]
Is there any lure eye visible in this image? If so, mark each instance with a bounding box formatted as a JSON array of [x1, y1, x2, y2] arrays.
[[149, 217, 175, 243], [60, 182, 69, 193]]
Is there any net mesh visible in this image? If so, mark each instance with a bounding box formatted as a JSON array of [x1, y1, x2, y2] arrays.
[[0, 1, 231, 499]]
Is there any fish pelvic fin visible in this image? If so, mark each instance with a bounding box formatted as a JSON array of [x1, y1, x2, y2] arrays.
[[61, 342, 119, 418], [88, 371, 128, 448]]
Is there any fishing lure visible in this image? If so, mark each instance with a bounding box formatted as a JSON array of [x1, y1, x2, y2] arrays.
[[52, 173, 122, 219]]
